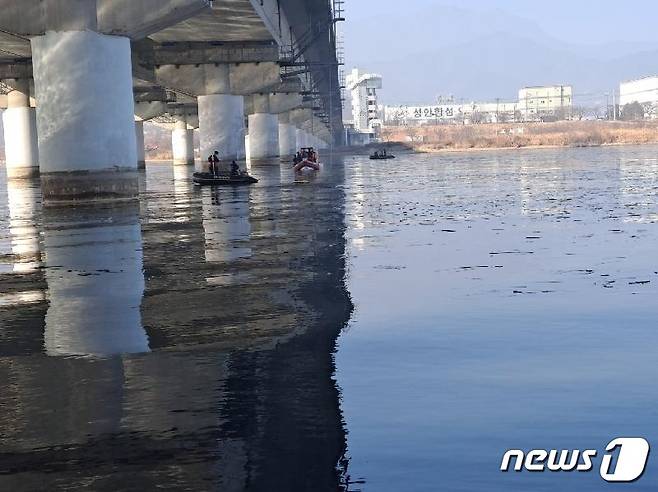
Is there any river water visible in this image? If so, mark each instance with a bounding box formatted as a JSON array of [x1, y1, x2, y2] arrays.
[[1, 146, 658, 491]]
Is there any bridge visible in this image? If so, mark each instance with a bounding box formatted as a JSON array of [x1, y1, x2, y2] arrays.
[[0, 0, 343, 200]]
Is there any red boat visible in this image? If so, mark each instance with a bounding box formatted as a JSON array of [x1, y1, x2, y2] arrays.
[[293, 147, 321, 171]]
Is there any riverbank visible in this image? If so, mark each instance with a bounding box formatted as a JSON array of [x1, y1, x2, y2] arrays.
[[382, 120, 658, 153]]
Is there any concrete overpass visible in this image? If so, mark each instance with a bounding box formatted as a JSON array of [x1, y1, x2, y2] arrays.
[[0, 0, 343, 200]]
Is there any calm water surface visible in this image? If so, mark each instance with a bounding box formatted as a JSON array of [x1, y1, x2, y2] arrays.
[[1, 146, 657, 491], [338, 146, 658, 491], [0, 160, 351, 491]]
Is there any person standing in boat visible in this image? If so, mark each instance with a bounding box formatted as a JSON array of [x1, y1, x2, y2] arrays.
[[207, 151, 220, 176]]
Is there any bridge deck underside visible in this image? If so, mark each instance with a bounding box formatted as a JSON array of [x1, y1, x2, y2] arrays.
[[149, 2, 273, 43]]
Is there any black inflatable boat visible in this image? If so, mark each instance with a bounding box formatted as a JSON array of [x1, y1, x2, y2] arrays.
[[193, 172, 258, 186]]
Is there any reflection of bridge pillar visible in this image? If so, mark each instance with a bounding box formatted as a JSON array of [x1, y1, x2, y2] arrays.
[[7, 178, 42, 273], [135, 120, 146, 169], [202, 188, 252, 264], [2, 83, 39, 179], [43, 202, 149, 357], [172, 118, 195, 166], [198, 94, 245, 163], [31, 30, 138, 201], [173, 164, 196, 220], [248, 94, 278, 159]]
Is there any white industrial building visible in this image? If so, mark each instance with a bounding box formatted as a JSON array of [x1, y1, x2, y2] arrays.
[[619, 76, 658, 119], [346, 68, 383, 140], [620, 76, 658, 106]]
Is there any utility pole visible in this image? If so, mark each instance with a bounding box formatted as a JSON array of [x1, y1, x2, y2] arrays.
[[612, 90, 617, 121]]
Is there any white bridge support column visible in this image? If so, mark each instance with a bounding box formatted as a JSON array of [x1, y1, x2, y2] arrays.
[[278, 112, 297, 157], [135, 120, 146, 169], [295, 128, 305, 149], [172, 119, 194, 166], [290, 108, 313, 150], [31, 30, 138, 201], [248, 94, 278, 160], [2, 85, 39, 179], [249, 113, 279, 159], [198, 94, 245, 163]]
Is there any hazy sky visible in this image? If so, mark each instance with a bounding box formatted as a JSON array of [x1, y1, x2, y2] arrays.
[[341, 0, 658, 105], [345, 0, 658, 46]]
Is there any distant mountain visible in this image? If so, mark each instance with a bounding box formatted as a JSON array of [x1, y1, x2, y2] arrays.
[[344, 4, 658, 106]]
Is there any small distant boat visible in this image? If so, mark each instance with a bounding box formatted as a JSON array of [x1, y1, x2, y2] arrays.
[[193, 172, 258, 186], [370, 153, 396, 160]]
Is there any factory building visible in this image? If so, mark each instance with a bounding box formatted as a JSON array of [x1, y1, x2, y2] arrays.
[[620, 77, 658, 106], [518, 85, 573, 120], [346, 68, 383, 141], [619, 76, 658, 119]]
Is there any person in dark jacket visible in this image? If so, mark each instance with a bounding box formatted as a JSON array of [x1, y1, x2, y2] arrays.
[[230, 160, 240, 176], [207, 151, 220, 175]]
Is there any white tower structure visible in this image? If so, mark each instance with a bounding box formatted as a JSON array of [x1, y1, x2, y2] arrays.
[[346, 68, 383, 138]]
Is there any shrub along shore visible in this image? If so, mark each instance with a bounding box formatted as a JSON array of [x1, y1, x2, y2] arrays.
[[382, 120, 658, 153]]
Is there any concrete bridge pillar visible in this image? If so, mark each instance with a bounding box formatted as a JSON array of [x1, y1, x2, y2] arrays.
[[172, 118, 194, 166], [198, 94, 245, 162], [31, 30, 138, 201], [155, 61, 280, 164], [295, 128, 305, 149], [2, 83, 39, 179], [245, 134, 251, 162], [248, 94, 279, 159], [134, 101, 167, 170], [249, 113, 279, 159], [290, 108, 313, 150], [135, 120, 146, 169], [278, 112, 297, 157]]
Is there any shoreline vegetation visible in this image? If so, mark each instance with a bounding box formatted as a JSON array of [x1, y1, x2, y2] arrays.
[[381, 120, 658, 154]]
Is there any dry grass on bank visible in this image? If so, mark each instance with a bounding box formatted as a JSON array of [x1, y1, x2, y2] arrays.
[[382, 121, 658, 152]]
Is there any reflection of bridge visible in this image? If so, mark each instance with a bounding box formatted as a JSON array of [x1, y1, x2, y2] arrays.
[[0, 0, 343, 199], [0, 159, 353, 490]]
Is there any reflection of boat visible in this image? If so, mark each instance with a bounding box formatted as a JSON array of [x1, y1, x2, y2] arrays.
[[293, 159, 321, 172], [370, 154, 396, 160], [193, 172, 258, 186]]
